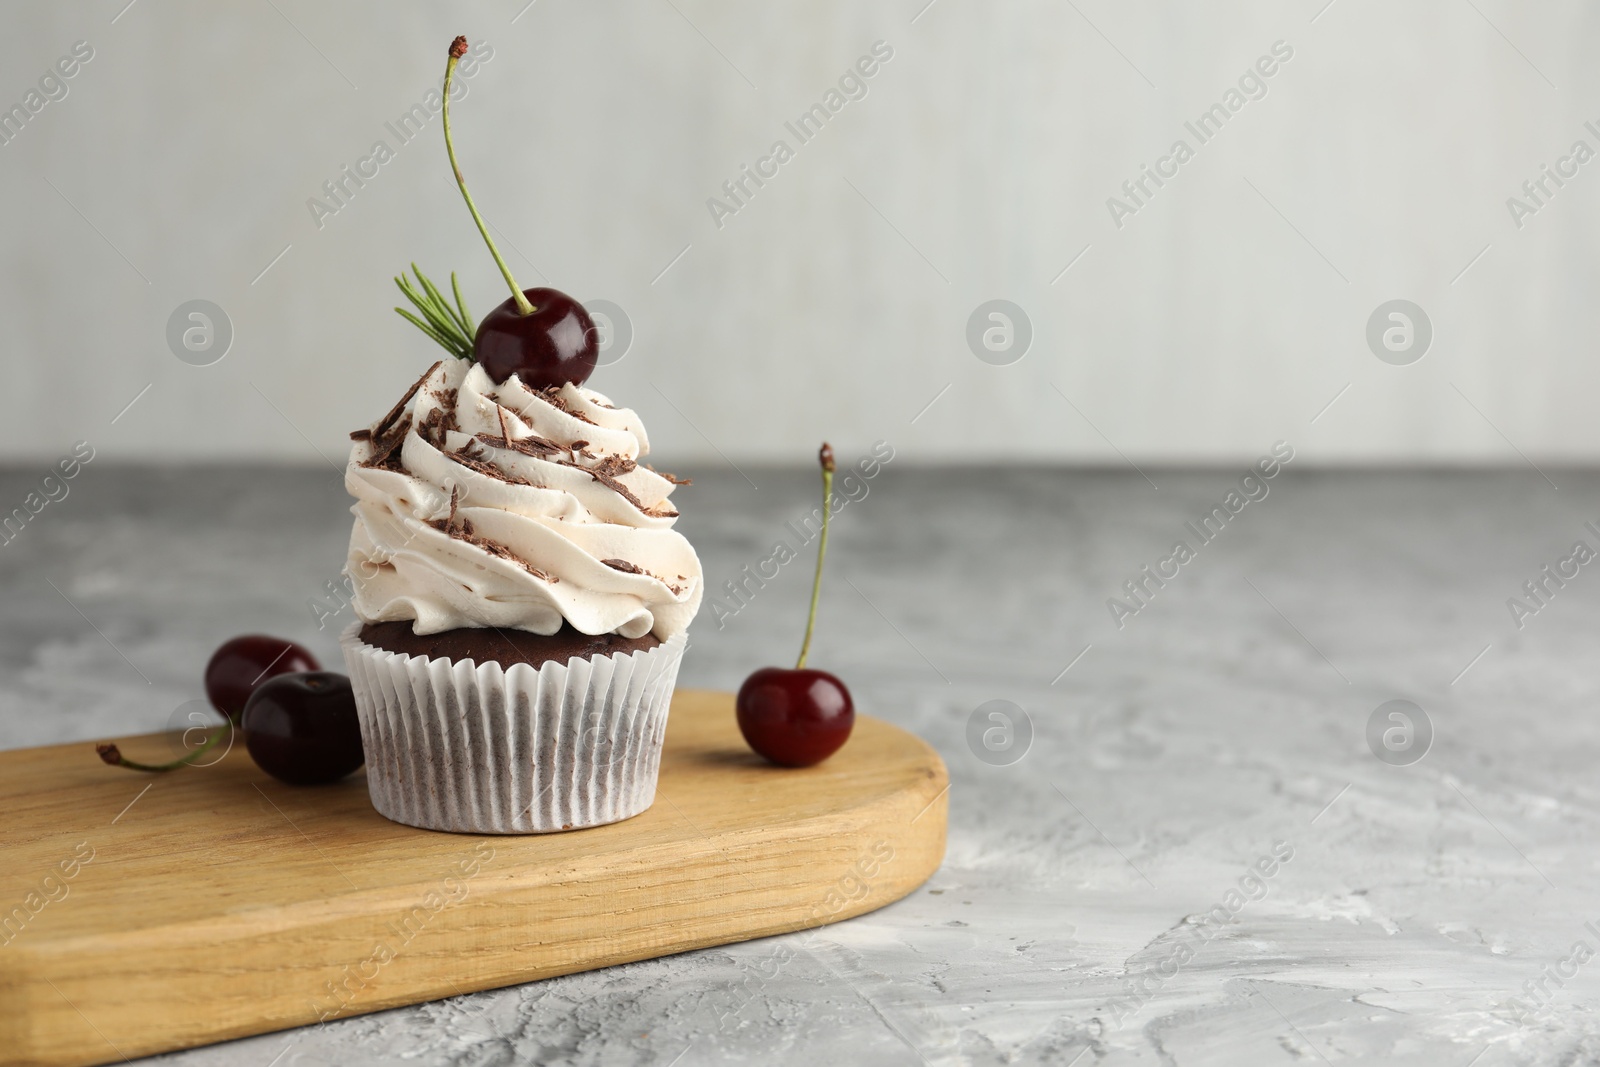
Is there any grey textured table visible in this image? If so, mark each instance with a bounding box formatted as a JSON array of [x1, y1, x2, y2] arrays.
[[4, 465, 1599, 1066]]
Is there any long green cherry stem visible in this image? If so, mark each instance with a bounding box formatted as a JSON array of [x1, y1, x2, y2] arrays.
[[443, 36, 534, 317], [97, 724, 231, 773], [796, 443, 835, 670]]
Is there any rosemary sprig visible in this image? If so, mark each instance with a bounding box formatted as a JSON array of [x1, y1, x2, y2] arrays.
[[395, 263, 476, 361]]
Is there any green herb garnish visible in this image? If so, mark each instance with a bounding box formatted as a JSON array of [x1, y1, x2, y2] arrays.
[[394, 263, 476, 361]]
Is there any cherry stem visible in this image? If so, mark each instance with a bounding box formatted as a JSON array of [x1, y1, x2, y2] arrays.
[[442, 36, 534, 317], [96, 724, 231, 773], [796, 443, 835, 670]]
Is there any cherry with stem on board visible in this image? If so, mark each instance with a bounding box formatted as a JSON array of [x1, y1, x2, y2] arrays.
[[735, 444, 856, 767]]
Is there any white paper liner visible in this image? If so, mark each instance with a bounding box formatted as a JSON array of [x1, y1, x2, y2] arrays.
[[340, 623, 686, 834]]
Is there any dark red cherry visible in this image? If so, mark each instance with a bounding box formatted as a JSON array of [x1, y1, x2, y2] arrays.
[[241, 672, 364, 786], [737, 444, 856, 767], [205, 635, 321, 725], [736, 667, 855, 767], [474, 288, 597, 389]]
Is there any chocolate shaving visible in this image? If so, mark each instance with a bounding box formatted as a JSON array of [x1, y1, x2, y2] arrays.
[[537, 385, 597, 425], [360, 413, 411, 472], [449, 444, 533, 486], [476, 432, 565, 458], [477, 433, 676, 519], [592, 454, 637, 478], [584, 467, 647, 511], [645, 463, 691, 486], [416, 404, 460, 450], [349, 428, 372, 442], [428, 515, 557, 582], [373, 361, 442, 442], [570, 457, 679, 518], [600, 558, 682, 594]]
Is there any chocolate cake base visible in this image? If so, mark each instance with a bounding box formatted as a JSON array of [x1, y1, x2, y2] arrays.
[[359, 621, 660, 669]]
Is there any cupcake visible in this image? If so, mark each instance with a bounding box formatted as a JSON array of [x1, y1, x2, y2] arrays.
[[337, 35, 701, 833], [341, 358, 701, 833]]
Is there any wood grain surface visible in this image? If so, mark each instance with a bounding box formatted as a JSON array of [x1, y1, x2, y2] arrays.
[[0, 689, 948, 1067]]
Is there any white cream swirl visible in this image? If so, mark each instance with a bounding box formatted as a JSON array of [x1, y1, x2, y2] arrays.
[[344, 359, 701, 639]]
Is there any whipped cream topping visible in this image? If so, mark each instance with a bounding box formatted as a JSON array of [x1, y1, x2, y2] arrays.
[[345, 359, 702, 639]]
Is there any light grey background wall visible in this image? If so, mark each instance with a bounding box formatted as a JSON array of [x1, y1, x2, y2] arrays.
[[1, 1, 1595, 468]]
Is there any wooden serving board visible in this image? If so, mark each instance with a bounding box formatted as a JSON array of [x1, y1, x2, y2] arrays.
[[0, 690, 947, 1067]]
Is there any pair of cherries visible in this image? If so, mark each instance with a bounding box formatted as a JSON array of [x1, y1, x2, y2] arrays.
[[203, 636, 364, 785], [99, 635, 363, 786]]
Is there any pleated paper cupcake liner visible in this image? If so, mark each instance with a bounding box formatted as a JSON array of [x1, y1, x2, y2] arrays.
[[341, 623, 686, 834]]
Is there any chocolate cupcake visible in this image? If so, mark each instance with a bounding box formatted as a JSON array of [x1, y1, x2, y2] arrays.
[[340, 358, 701, 833]]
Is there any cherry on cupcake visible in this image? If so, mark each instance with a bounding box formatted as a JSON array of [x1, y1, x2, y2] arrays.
[[205, 634, 320, 725], [474, 288, 597, 390], [736, 444, 856, 767], [241, 672, 365, 786], [439, 36, 597, 389], [392, 38, 600, 386]]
